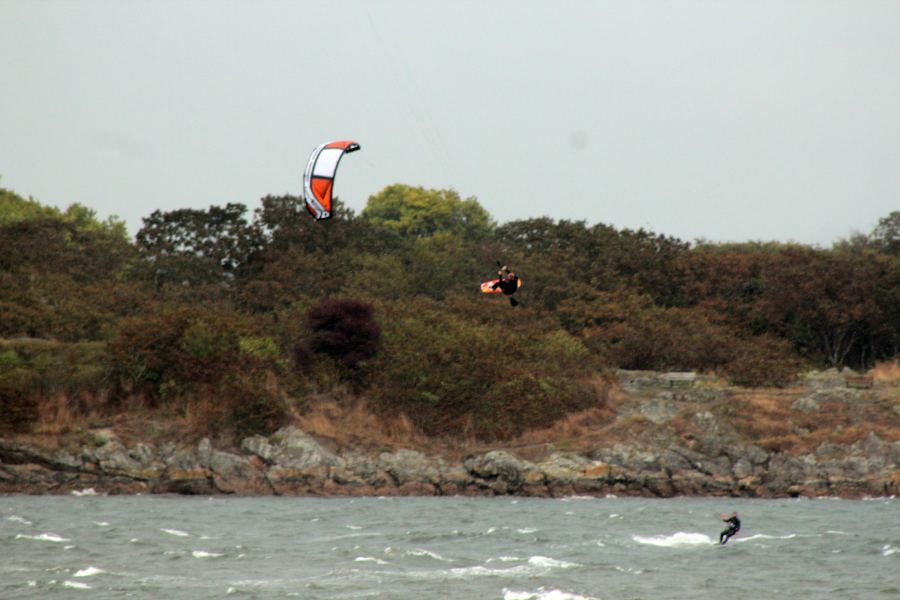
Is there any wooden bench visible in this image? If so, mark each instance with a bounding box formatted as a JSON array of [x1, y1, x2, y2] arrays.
[[666, 372, 696, 388], [845, 375, 874, 389]]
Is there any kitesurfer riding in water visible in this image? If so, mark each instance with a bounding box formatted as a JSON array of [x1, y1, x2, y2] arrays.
[[719, 512, 740, 545], [492, 265, 520, 306]]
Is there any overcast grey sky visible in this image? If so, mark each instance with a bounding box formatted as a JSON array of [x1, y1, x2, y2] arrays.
[[1, 0, 898, 245]]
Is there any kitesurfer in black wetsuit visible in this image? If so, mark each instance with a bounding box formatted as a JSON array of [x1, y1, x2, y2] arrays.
[[719, 512, 740, 545], [491, 265, 519, 306]]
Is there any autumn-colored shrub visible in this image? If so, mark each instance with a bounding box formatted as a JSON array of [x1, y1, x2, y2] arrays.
[[225, 378, 290, 439], [0, 338, 109, 399], [0, 384, 38, 433], [722, 335, 803, 387], [307, 298, 380, 368], [368, 298, 601, 440], [576, 290, 735, 371], [107, 306, 251, 400]]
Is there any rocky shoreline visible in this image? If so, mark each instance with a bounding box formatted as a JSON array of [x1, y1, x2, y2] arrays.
[[2, 371, 898, 499]]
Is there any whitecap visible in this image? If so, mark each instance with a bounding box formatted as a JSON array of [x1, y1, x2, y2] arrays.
[[71, 488, 97, 497], [405, 548, 451, 561], [632, 532, 714, 547], [614, 565, 643, 575], [74, 566, 105, 577], [15, 533, 71, 543], [377, 554, 579, 582], [7, 515, 33, 525], [487, 556, 522, 563], [192, 550, 224, 558], [161, 528, 190, 537], [444, 557, 577, 580], [882, 545, 896, 557], [93, 521, 110, 527], [517, 528, 538, 534], [62, 580, 91, 590], [734, 533, 796, 543], [354, 556, 389, 565], [527, 556, 579, 569], [503, 587, 599, 600]]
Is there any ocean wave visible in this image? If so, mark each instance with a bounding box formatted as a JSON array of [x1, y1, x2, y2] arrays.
[[192, 550, 225, 558], [7, 515, 33, 525], [62, 580, 92, 590], [368, 554, 580, 581], [160, 528, 190, 537], [487, 556, 522, 563], [355, 556, 390, 565], [454, 556, 578, 578], [632, 532, 713, 547], [503, 587, 599, 600], [528, 556, 579, 569], [71, 488, 98, 496], [614, 565, 644, 575], [734, 533, 797, 543], [74, 566, 105, 577], [15, 533, 71, 543], [405, 548, 452, 561]]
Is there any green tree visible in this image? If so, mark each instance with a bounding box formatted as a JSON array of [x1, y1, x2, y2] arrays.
[[361, 184, 494, 240], [751, 248, 884, 368], [0, 187, 127, 239], [0, 217, 139, 340], [136, 203, 263, 287], [871, 211, 900, 256]]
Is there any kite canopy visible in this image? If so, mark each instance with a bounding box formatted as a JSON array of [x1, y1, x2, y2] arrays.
[[302, 140, 360, 220]]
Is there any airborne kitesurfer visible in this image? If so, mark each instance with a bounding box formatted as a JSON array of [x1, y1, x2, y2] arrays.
[[719, 512, 740, 545], [491, 265, 520, 306]]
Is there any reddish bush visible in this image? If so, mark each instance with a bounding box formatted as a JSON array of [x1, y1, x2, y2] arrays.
[[722, 335, 803, 387], [0, 385, 38, 433], [307, 298, 380, 368]]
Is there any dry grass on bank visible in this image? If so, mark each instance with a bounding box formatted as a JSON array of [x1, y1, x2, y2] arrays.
[[12, 369, 897, 461], [294, 395, 431, 453], [728, 387, 900, 454], [870, 361, 900, 382]]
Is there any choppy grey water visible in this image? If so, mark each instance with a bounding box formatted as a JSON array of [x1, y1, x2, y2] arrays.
[[2, 494, 897, 600]]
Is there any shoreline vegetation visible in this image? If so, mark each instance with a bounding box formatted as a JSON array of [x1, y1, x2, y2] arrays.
[[1, 368, 898, 498], [1, 185, 898, 497]]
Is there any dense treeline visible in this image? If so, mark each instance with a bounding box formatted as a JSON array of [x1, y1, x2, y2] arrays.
[[1, 185, 898, 440]]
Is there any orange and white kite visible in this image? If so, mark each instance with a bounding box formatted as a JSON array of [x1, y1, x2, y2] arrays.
[[302, 140, 360, 220]]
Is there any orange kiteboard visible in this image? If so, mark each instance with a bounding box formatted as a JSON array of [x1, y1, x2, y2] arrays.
[[480, 278, 523, 294]]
